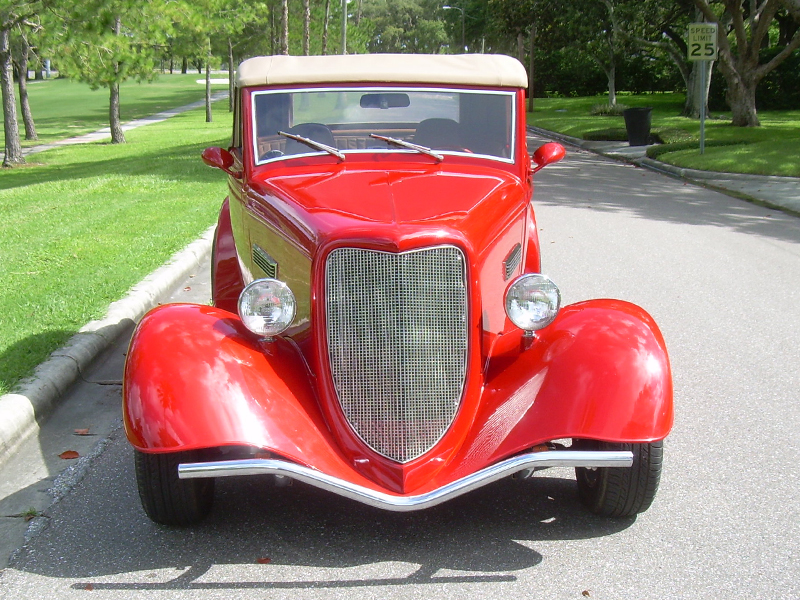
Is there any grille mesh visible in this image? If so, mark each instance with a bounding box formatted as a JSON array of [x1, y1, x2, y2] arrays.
[[325, 246, 468, 463]]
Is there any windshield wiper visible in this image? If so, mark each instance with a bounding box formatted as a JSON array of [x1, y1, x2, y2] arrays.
[[369, 133, 443, 163], [278, 131, 345, 162]]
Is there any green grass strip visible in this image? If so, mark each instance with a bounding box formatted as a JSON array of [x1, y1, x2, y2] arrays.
[[18, 74, 228, 147], [527, 93, 800, 177], [0, 105, 231, 395]]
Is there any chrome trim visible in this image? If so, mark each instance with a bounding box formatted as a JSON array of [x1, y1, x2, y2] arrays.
[[179, 450, 633, 512], [251, 87, 517, 166]]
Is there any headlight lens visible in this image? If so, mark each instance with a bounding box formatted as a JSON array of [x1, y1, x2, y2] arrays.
[[504, 274, 561, 331], [238, 278, 296, 336]]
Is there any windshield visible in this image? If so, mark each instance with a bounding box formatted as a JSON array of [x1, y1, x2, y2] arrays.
[[251, 87, 515, 165]]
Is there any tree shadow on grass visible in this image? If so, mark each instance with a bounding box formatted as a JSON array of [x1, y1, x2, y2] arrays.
[[0, 330, 75, 398], [0, 139, 230, 193]]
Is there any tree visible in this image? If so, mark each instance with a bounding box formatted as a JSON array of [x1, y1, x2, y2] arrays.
[[612, 0, 708, 116], [54, 0, 171, 142], [11, 19, 40, 139], [1, 0, 42, 166], [361, 0, 448, 54], [302, 0, 310, 55], [692, 0, 800, 126], [280, 0, 288, 54]]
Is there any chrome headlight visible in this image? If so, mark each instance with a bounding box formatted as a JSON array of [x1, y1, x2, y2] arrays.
[[238, 278, 296, 336], [504, 274, 561, 331]]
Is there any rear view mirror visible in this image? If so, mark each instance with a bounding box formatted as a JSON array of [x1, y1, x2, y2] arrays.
[[360, 93, 411, 109], [202, 147, 241, 178], [531, 142, 566, 173]]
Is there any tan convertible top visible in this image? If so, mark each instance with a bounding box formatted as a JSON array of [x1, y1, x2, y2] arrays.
[[236, 54, 528, 89]]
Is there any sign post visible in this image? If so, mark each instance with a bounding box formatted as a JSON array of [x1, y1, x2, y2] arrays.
[[688, 23, 718, 155]]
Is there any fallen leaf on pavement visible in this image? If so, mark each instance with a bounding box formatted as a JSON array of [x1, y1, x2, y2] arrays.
[[582, 591, 591, 597], [59, 450, 80, 460], [256, 557, 272, 564], [74, 428, 90, 436]]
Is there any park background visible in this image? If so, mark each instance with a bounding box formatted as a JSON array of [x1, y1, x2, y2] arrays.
[[1, 0, 799, 394]]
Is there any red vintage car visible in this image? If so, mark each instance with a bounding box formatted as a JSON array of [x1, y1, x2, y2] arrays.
[[123, 54, 673, 526]]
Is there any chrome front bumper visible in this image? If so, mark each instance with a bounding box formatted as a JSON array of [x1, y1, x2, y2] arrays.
[[178, 449, 633, 512]]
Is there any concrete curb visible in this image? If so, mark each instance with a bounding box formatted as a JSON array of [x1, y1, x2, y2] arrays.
[[0, 226, 216, 467]]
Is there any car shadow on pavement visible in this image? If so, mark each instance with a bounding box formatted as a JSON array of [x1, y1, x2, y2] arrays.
[[10, 430, 634, 590], [532, 150, 800, 244]]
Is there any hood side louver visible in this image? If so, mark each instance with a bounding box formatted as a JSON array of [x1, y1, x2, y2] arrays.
[[252, 244, 278, 278], [503, 243, 522, 280]]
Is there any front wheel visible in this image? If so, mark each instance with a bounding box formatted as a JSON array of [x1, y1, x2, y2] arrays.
[[574, 440, 663, 517], [135, 450, 215, 526]]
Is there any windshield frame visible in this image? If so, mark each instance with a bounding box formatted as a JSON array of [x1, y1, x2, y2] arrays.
[[249, 85, 518, 167]]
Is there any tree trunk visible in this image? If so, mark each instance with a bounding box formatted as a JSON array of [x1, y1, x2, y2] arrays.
[[205, 42, 212, 123], [281, 0, 289, 55], [303, 0, 310, 56], [181, 57, 188, 74], [228, 38, 234, 112], [528, 24, 536, 113], [109, 82, 125, 143], [606, 63, 617, 107], [1, 27, 24, 166], [322, 0, 330, 55], [110, 17, 125, 143], [684, 60, 713, 119], [516, 33, 524, 65], [15, 35, 37, 140], [726, 73, 760, 126], [341, 0, 347, 55]]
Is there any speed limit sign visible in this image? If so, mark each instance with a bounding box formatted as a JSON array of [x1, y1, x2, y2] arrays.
[[688, 23, 718, 61]]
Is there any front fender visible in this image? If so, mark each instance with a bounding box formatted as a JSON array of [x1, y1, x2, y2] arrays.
[[123, 304, 365, 483], [211, 199, 244, 313], [458, 299, 673, 468]]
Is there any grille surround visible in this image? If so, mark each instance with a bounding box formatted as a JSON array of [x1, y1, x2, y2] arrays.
[[325, 245, 468, 463]]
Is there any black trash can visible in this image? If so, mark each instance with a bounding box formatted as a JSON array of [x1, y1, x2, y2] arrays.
[[623, 107, 653, 146]]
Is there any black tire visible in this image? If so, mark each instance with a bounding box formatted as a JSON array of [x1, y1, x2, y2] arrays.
[[574, 440, 663, 517], [134, 450, 215, 526]]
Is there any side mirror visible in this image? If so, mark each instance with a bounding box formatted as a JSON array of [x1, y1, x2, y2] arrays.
[[531, 142, 566, 174], [202, 147, 241, 178]]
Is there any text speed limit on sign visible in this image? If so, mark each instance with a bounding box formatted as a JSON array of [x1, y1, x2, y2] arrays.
[[688, 23, 718, 61]]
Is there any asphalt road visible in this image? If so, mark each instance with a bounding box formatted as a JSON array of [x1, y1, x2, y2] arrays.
[[1, 140, 799, 599]]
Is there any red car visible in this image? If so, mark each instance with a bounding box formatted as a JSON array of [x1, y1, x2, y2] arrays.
[[123, 54, 673, 525]]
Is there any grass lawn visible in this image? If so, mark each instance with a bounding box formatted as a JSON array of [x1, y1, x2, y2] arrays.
[[0, 104, 232, 395], [16, 73, 229, 148], [527, 93, 800, 177]]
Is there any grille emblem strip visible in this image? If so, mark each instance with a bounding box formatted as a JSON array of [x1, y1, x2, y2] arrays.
[[325, 246, 468, 463]]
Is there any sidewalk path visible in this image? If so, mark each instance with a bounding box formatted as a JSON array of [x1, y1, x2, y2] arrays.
[[528, 125, 800, 216], [0, 92, 227, 466], [2, 90, 228, 162]]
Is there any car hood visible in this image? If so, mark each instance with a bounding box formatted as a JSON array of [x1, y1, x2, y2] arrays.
[[249, 164, 528, 253]]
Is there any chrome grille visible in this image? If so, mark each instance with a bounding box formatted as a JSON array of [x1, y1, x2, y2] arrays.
[[325, 246, 468, 463]]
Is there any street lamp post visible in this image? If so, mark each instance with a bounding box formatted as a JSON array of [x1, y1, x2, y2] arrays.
[[442, 5, 465, 52]]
